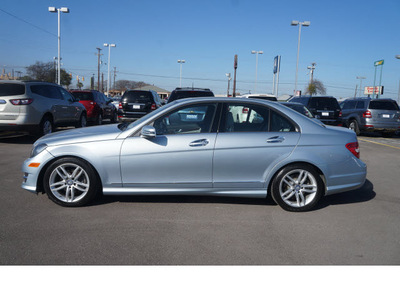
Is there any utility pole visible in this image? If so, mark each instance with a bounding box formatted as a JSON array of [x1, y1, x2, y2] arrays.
[[96, 47, 102, 91], [233, 55, 238, 97], [101, 73, 104, 93], [307, 62, 316, 83]]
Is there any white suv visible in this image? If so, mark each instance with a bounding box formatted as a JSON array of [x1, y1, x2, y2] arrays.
[[0, 80, 87, 136]]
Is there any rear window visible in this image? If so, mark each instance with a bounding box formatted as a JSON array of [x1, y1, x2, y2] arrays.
[[369, 100, 399, 110], [71, 91, 94, 101], [169, 90, 214, 102], [248, 96, 277, 101], [0, 83, 25, 96], [289, 97, 309, 105], [308, 97, 340, 110], [123, 91, 153, 103]]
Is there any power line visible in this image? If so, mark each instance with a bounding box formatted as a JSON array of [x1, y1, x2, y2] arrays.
[[0, 8, 56, 37]]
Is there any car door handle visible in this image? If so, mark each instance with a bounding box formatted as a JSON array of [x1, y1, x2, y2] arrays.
[[267, 136, 285, 143], [189, 139, 209, 147]]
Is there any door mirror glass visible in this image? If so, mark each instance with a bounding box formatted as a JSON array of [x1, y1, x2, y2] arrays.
[[141, 125, 156, 138]]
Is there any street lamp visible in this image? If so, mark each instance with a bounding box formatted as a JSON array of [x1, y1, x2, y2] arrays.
[[177, 60, 185, 87], [251, 50, 263, 93], [103, 43, 116, 96], [48, 6, 69, 86], [225, 73, 232, 97], [291, 20, 310, 95], [356, 76, 366, 97]]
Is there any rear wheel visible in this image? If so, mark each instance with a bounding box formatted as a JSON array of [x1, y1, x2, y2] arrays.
[[76, 113, 87, 128], [348, 119, 360, 136], [37, 116, 54, 136], [95, 114, 103, 125], [271, 164, 324, 212], [43, 157, 100, 207]]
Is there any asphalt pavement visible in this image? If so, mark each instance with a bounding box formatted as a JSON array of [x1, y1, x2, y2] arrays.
[[0, 132, 399, 265]]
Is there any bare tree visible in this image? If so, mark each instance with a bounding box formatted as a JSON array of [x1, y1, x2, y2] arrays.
[[305, 79, 326, 95], [26, 61, 71, 87]]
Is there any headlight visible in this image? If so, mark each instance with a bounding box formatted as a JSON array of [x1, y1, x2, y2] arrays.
[[30, 143, 48, 158]]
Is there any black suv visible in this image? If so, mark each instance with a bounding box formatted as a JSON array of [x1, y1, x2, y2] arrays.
[[118, 90, 162, 122], [167, 87, 214, 103], [288, 96, 342, 126]]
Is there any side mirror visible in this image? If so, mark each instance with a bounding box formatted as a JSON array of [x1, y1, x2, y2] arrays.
[[106, 100, 112, 105], [141, 125, 156, 138]]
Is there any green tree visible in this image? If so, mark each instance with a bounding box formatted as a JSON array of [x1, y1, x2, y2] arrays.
[[25, 61, 71, 87], [305, 79, 326, 95]]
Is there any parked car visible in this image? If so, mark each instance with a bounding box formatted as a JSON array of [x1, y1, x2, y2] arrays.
[[118, 90, 162, 122], [22, 97, 366, 212], [238, 94, 277, 101], [340, 97, 400, 137], [70, 90, 117, 125], [110, 97, 121, 110], [0, 80, 86, 136], [167, 87, 214, 103], [288, 95, 342, 126]]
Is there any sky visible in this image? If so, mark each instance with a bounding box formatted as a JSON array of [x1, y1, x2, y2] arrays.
[[0, 0, 400, 99]]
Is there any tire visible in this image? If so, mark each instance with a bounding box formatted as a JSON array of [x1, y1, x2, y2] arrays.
[[111, 111, 118, 123], [76, 113, 87, 128], [270, 164, 324, 212], [382, 132, 394, 138], [95, 114, 103, 126], [348, 119, 360, 136], [38, 116, 54, 136], [43, 157, 100, 207]]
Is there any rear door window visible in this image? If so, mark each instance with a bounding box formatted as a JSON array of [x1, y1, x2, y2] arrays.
[[31, 85, 63, 100], [342, 101, 356, 110], [356, 101, 366, 109], [0, 83, 25, 96], [369, 100, 399, 110]]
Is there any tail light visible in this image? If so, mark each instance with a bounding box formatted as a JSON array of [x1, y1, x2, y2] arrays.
[[346, 142, 360, 159], [118, 102, 122, 109], [242, 107, 249, 113], [151, 103, 156, 110], [339, 111, 342, 117], [363, 110, 372, 118], [10, 98, 33, 105]]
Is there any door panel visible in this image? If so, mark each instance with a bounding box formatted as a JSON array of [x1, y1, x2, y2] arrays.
[[120, 133, 216, 187]]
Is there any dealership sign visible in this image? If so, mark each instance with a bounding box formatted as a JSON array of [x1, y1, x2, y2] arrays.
[[364, 86, 384, 95]]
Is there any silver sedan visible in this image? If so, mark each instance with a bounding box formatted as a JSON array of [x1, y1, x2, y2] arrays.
[[22, 98, 367, 212]]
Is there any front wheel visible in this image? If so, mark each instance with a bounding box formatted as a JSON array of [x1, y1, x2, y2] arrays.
[[76, 113, 87, 128], [43, 157, 100, 207], [271, 164, 324, 212]]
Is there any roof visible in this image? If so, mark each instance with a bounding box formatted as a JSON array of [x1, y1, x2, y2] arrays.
[[133, 85, 170, 94]]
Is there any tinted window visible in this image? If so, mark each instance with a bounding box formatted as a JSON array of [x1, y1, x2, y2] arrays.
[[356, 101, 366, 109], [369, 100, 399, 110], [270, 110, 296, 132], [59, 88, 74, 101], [123, 91, 153, 103], [71, 91, 94, 101], [31, 85, 63, 99], [168, 90, 214, 102], [153, 104, 217, 135], [308, 97, 340, 110], [342, 101, 357, 110], [248, 96, 277, 101], [283, 103, 314, 118], [0, 83, 25, 96], [290, 97, 309, 105]]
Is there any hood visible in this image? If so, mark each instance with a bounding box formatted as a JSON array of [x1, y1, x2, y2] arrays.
[[34, 124, 123, 147]]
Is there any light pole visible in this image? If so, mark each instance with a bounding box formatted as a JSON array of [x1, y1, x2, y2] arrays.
[[103, 43, 116, 96], [251, 50, 263, 93], [48, 7, 69, 86], [226, 73, 232, 97], [356, 76, 366, 97], [291, 20, 310, 95], [177, 60, 185, 87], [396, 55, 400, 104]]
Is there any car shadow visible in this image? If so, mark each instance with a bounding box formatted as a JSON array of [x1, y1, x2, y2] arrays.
[[90, 194, 277, 207], [316, 179, 375, 210], [0, 132, 37, 145]]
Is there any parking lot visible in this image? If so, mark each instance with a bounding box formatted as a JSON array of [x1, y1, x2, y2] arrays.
[[0, 131, 399, 265]]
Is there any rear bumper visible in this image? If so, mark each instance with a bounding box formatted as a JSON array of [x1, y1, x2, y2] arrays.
[[118, 111, 148, 122]]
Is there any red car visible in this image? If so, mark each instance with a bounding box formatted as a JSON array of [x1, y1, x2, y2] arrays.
[[70, 90, 117, 125]]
